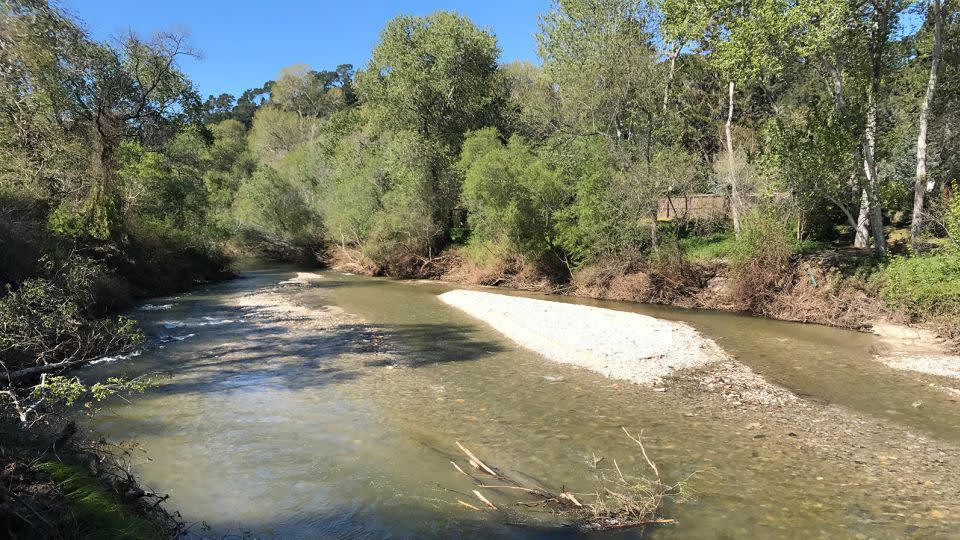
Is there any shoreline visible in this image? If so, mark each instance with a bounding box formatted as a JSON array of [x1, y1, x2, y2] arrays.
[[329, 250, 960, 383]]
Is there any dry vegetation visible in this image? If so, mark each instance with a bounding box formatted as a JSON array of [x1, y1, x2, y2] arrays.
[[449, 429, 692, 531]]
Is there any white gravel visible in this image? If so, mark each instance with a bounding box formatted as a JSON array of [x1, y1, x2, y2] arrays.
[[880, 355, 960, 379], [439, 289, 730, 385]]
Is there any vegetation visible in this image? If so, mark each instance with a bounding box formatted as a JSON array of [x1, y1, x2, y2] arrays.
[[35, 461, 161, 540], [2, 0, 960, 534]]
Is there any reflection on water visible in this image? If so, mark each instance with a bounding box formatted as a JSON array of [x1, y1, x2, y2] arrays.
[[84, 266, 959, 538]]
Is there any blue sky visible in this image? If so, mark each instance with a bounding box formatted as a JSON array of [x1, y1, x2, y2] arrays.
[[62, 1, 552, 99]]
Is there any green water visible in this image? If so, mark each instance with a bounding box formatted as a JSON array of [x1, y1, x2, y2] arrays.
[[84, 265, 960, 538]]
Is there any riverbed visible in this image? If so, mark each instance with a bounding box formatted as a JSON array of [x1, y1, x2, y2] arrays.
[[83, 264, 960, 538]]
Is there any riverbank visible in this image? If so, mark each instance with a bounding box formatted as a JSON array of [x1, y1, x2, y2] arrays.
[[330, 245, 960, 383]]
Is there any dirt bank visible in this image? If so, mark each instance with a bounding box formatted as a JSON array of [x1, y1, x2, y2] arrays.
[[870, 322, 960, 385]]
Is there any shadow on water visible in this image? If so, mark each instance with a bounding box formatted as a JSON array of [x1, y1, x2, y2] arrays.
[[97, 281, 505, 400]]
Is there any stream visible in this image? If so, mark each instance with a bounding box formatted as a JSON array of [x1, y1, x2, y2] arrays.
[[83, 264, 960, 538]]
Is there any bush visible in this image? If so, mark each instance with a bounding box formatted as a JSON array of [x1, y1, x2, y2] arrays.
[[878, 254, 960, 318], [122, 220, 234, 295], [0, 257, 143, 376], [232, 165, 325, 261], [362, 131, 453, 275], [0, 189, 50, 288], [727, 209, 796, 312], [459, 128, 564, 265], [678, 233, 736, 261], [944, 195, 960, 254]]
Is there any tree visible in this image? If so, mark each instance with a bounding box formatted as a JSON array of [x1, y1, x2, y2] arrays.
[[661, 0, 798, 236], [912, 0, 947, 242], [1, 1, 200, 238], [538, 0, 673, 247], [248, 106, 317, 163], [459, 128, 565, 262], [356, 11, 503, 152], [271, 64, 348, 119]]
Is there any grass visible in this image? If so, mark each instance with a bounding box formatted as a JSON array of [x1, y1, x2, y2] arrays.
[[35, 461, 161, 540], [678, 232, 821, 263], [677, 233, 736, 261], [876, 253, 960, 318]]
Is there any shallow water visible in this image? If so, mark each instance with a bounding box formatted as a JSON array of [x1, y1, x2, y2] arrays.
[[84, 265, 960, 538]]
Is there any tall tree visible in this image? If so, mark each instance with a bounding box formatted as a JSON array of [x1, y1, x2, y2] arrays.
[[912, 0, 947, 242], [2, 0, 199, 238], [356, 11, 502, 152], [538, 0, 671, 246]]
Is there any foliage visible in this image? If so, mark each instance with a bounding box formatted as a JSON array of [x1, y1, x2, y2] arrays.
[[0, 257, 144, 373], [727, 209, 797, 311], [362, 131, 452, 274], [878, 254, 960, 318], [35, 461, 161, 540], [232, 165, 325, 260], [459, 128, 564, 263], [679, 233, 736, 261], [944, 195, 960, 253], [357, 11, 503, 151]]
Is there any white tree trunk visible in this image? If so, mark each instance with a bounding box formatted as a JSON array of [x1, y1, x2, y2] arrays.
[[855, 190, 871, 248], [862, 1, 889, 256], [862, 105, 886, 256], [663, 44, 680, 113], [912, 0, 944, 242], [726, 81, 741, 236]]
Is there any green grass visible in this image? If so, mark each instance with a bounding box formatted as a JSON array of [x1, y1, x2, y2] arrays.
[[678, 232, 822, 263], [876, 254, 960, 318], [678, 233, 737, 261], [36, 461, 161, 540]]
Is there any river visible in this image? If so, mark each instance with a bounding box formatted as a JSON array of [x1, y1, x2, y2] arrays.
[[83, 263, 960, 538]]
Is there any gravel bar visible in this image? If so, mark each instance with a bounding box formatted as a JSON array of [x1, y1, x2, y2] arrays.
[[439, 289, 729, 385]]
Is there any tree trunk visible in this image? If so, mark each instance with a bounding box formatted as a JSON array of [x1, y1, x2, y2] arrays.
[[650, 206, 659, 250], [862, 106, 886, 256], [662, 44, 680, 113], [862, 2, 889, 256], [726, 81, 741, 236], [89, 109, 123, 239], [912, 0, 944, 243], [855, 189, 871, 248], [823, 56, 871, 247]]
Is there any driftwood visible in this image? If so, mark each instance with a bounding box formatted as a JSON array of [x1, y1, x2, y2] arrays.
[[450, 429, 690, 531]]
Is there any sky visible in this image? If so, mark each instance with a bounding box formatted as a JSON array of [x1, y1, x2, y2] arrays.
[[62, 0, 552, 99]]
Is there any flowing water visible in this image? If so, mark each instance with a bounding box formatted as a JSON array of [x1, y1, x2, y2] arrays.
[[83, 264, 960, 539]]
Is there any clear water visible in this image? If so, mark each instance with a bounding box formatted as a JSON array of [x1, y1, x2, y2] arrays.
[[83, 265, 960, 538]]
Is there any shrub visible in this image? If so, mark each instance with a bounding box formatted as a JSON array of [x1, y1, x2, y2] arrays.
[[727, 209, 796, 312], [0, 189, 49, 287], [459, 128, 564, 265], [122, 220, 234, 294], [877, 254, 960, 318], [944, 195, 960, 254], [362, 131, 454, 275], [0, 257, 143, 376], [232, 165, 325, 261]]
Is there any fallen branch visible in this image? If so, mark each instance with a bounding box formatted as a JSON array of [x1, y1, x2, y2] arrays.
[[449, 430, 690, 531]]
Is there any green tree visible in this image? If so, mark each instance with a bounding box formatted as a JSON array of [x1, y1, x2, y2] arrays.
[[356, 11, 503, 152], [459, 128, 565, 263]]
